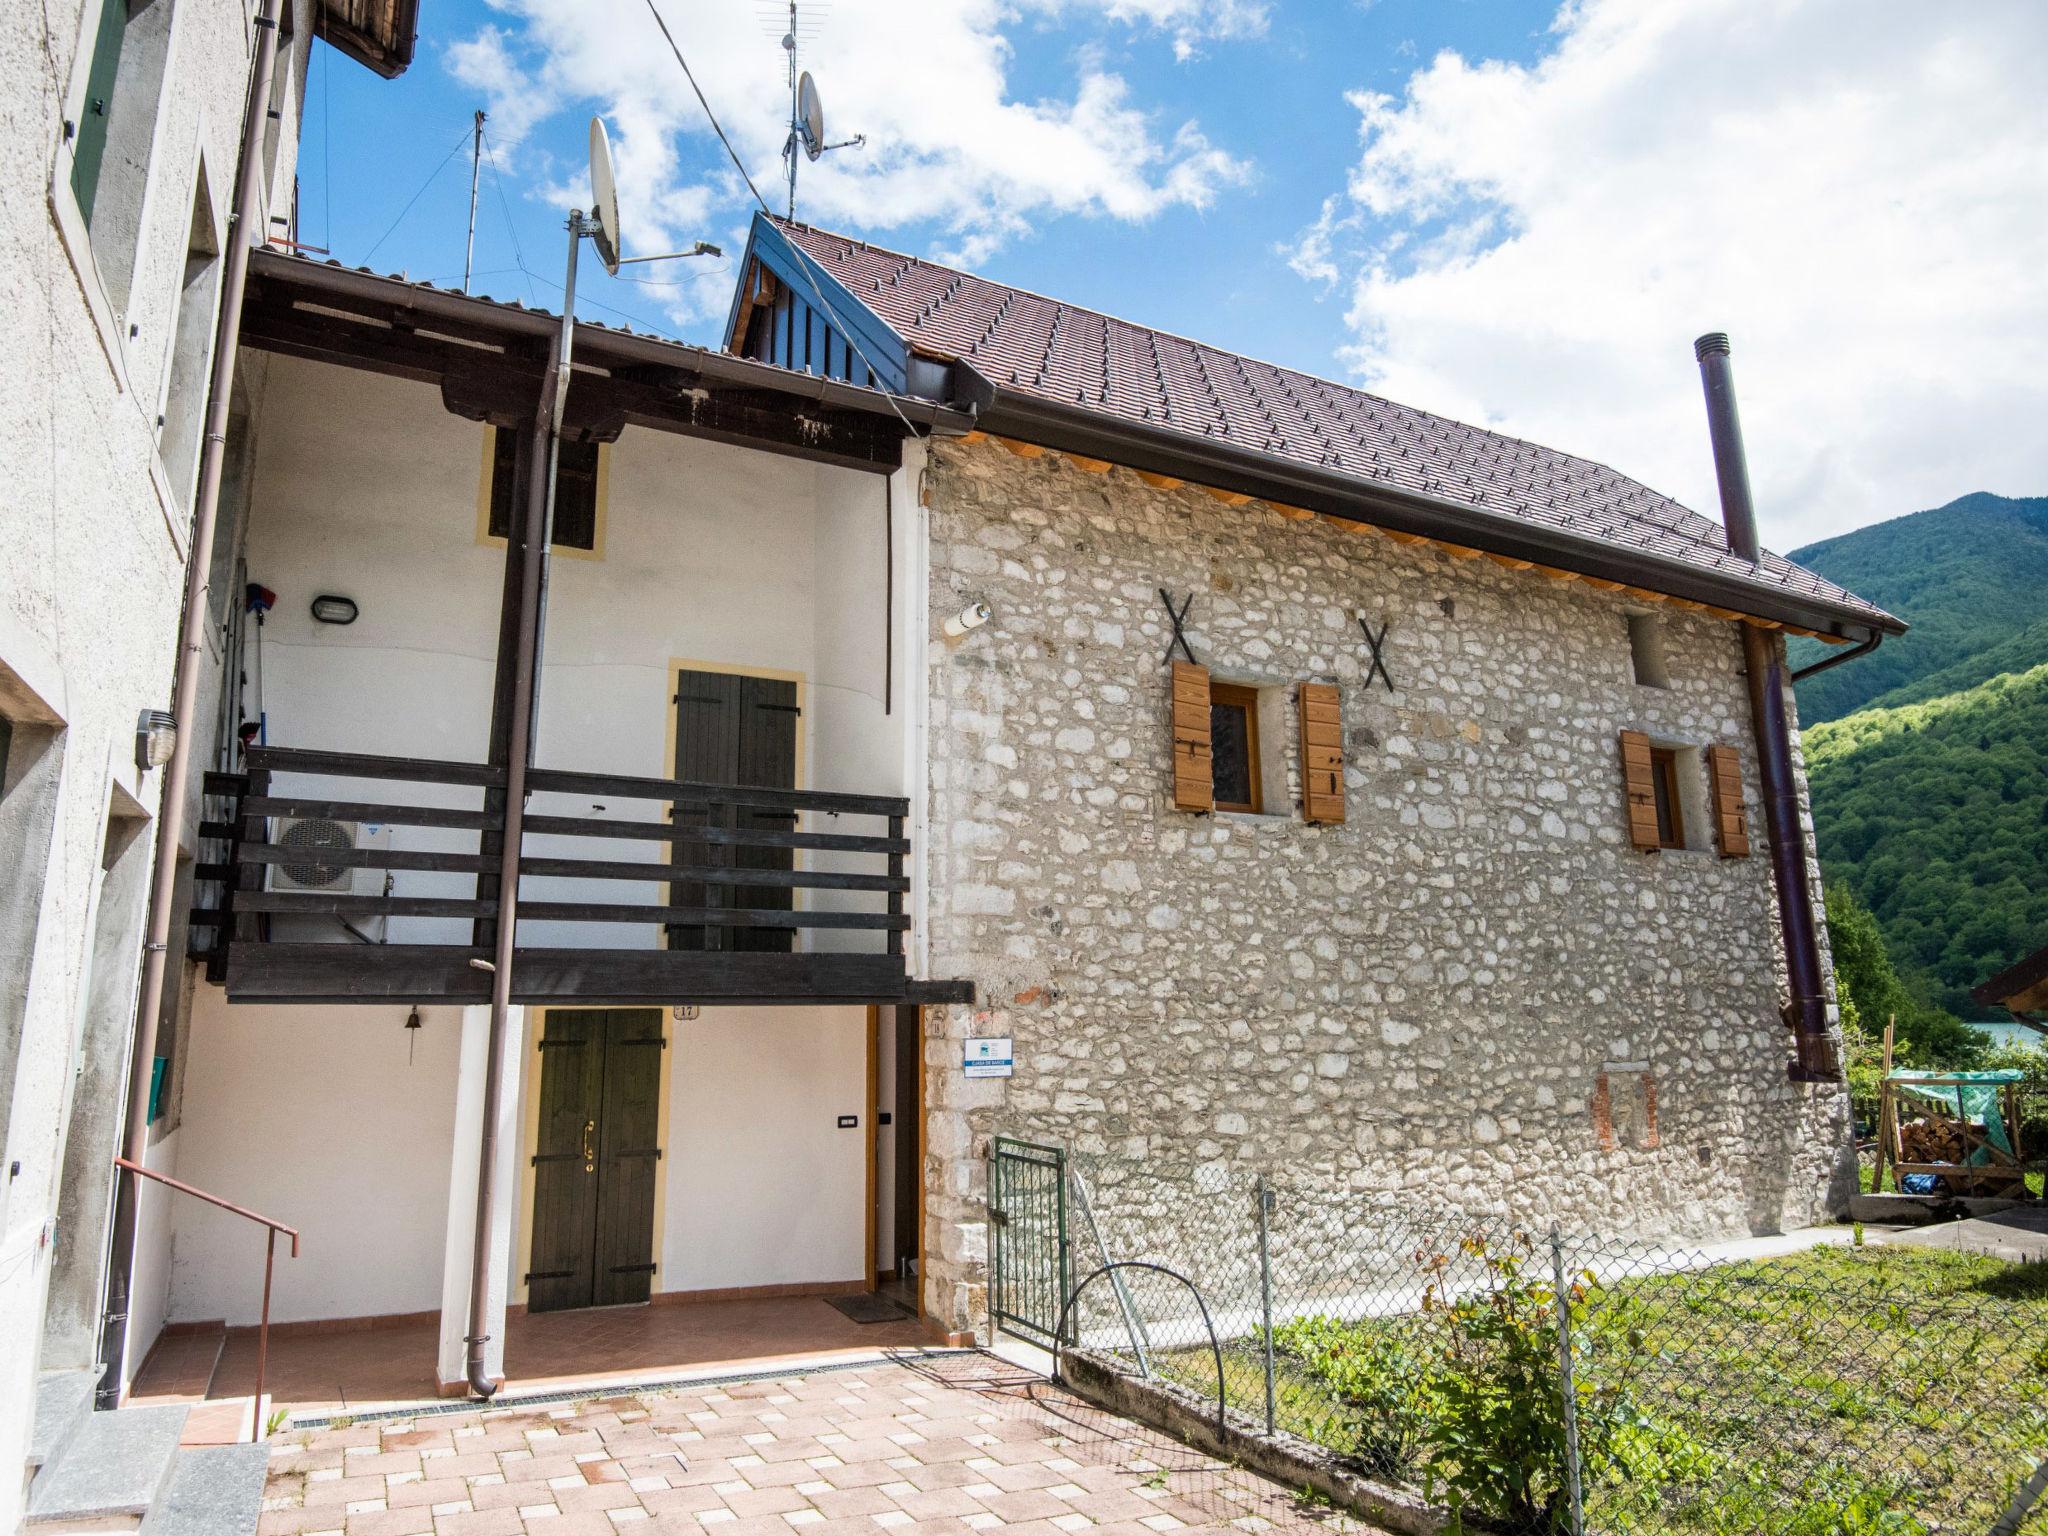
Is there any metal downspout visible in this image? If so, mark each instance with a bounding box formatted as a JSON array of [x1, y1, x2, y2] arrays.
[[99, 0, 282, 1408], [1694, 334, 1836, 1081], [1790, 628, 1881, 683], [464, 214, 580, 1399]]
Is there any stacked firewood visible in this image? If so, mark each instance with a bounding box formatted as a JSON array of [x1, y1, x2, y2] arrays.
[[1898, 1115, 2029, 1194], [1898, 1116, 1972, 1164]]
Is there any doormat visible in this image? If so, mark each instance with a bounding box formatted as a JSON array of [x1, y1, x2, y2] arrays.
[[827, 1293, 916, 1325]]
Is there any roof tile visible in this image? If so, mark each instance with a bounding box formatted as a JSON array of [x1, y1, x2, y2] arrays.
[[772, 218, 1893, 630]]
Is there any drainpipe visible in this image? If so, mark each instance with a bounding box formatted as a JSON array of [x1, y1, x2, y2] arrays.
[[99, 0, 282, 1407], [464, 211, 579, 1399], [1693, 334, 1837, 1082]]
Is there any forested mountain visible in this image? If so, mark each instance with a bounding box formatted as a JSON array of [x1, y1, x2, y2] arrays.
[[1788, 492, 2048, 724], [1804, 663, 2048, 1020], [1792, 491, 2048, 1036]]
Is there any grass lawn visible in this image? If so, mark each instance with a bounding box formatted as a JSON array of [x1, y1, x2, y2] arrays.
[[1144, 1244, 2048, 1534]]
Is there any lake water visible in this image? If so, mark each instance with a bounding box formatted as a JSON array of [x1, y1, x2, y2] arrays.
[[1973, 1020, 2046, 1052]]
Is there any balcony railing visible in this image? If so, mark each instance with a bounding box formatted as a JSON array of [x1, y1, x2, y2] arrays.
[[189, 746, 967, 1007]]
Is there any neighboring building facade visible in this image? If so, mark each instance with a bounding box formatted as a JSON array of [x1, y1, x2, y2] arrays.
[[0, 0, 410, 1521]]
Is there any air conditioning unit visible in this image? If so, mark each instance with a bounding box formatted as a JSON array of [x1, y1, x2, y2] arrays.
[[267, 818, 392, 897]]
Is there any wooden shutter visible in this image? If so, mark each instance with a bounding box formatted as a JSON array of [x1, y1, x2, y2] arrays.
[[1618, 730, 1661, 851], [1298, 682, 1346, 824], [1170, 661, 1213, 813], [1706, 744, 1751, 857]]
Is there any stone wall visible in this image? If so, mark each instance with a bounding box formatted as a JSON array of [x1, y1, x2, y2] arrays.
[[916, 435, 1855, 1337]]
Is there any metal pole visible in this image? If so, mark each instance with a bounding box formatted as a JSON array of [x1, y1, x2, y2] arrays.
[[1549, 1228, 1586, 1536], [1070, 1163, 1152, 1376], [464, 210, 579, 1398], [1991, 1456, 2048, 1536], [463, 109, 485, 293], [103, 0, 281, 1410], [786, 0, 799, 219], [1256, 1175, 1277, 1436], [254, 1226, 275, 1442]]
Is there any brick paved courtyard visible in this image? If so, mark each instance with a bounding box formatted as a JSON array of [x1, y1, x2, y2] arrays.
[[256, 1350, 1381, 1536]]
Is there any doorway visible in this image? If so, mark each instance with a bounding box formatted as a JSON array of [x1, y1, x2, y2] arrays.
[[526, 1010, 665, 1313], [670, 667, 801, 953]]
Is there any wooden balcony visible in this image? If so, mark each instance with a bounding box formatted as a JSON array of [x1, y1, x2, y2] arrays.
[[188, 747, 971, 1007]]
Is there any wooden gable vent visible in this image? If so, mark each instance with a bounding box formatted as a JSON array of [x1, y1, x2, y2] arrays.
[[1618, 730, 1662, 852], [1298, 682, 1346, 824], [1170, 661, 1214, 813], [1705, 744, 1751, 858]]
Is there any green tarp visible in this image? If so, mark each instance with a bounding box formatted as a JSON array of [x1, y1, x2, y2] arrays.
[[1890, 1068, 2025, 1163]]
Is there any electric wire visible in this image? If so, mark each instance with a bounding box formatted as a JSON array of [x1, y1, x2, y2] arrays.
[[361, 125, 478, 266], [638, 0, 927, 438]]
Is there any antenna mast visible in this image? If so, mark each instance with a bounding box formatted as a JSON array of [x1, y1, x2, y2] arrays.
[[783, 1, 799, 219], [778, 0, 862, 222], [464, 109, 485, 293]]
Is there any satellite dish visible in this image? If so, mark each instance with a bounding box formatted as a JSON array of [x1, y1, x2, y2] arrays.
[[797, 71, 826, 161], [588, 117, 621, 275]]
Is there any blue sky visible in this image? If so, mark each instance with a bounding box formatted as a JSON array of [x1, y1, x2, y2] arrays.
[[300, 1, 2048, 548]]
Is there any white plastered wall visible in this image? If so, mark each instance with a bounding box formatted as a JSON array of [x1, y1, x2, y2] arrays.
[[235, 354, 912, 950], [158, 355, 915, 1327], [658, 1006, 869, 1293], [166, 998, 463, 1325]]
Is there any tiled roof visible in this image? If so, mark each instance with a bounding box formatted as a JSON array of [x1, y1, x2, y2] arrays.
[[770, 218, 1896, 632]]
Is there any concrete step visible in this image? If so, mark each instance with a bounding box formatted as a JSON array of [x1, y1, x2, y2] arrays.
[[27, 1369, 99, 1475], [140, 1444, 271, 1536], [24, 1404, 188, 1529]]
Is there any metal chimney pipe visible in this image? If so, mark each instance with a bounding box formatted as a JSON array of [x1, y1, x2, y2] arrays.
[[1693, 333, 1760, 562], [1692, 333, 1836, 1081]]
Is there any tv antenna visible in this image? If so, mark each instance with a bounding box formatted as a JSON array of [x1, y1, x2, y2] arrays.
[[779, 1, 863, 220]]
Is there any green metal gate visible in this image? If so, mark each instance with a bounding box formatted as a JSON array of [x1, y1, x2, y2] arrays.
[[988, 1136, 1069, 1345]]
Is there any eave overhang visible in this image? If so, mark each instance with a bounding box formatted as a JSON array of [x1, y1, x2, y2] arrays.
[[240, 250, 972, 473], [955, 368, 1904, 644], [314, 0, 421, 78]]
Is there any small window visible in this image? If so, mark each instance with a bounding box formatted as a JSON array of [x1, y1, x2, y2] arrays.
[[484, 426, 602, 554], [1648, 746, 1685, 850], [1628, 613, 1670, 688], [1209, 683, 1262, 814]]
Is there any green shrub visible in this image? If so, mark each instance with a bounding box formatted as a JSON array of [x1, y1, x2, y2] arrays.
[[1273, 1314, 1428, 1479]]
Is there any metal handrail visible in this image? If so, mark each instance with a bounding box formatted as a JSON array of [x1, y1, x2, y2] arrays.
[[114, 1157, 297, 1442]]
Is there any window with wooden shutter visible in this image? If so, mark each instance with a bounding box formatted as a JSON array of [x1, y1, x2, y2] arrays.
[[1705, 744, 1751, 857], [1298, 682, 1346, 824], [1170, 661, 1213, 813], [1618, 730, 1663, 851]]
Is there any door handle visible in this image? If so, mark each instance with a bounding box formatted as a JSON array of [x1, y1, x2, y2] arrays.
[[583, 1119, 596, 1172]]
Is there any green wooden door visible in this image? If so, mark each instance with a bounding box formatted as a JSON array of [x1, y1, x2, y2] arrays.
[[527, 1010, 664, 1312], [670, 670, 798, 954]]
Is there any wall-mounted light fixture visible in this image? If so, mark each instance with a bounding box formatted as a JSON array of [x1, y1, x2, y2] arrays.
[[135, 709, 177, 773], [310, 594, 358, 625], [942, 600, 992, 638]]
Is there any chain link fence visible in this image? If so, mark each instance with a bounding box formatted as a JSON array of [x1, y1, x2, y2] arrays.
[[999, 1141, 2048, 1535]]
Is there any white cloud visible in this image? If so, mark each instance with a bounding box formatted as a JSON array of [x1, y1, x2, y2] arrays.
[[1021, 0, 1270, 62], [1288, 0, 2048, 548], [445, 0, 1250, 322]]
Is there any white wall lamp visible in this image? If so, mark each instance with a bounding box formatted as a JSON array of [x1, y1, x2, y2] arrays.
[[311, 594, 359, 625], [942, 600, 992, 639], [135, 710, 177, 773]]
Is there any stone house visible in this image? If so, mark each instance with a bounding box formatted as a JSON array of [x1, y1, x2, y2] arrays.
[[727, 215, 1903, 1336]]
